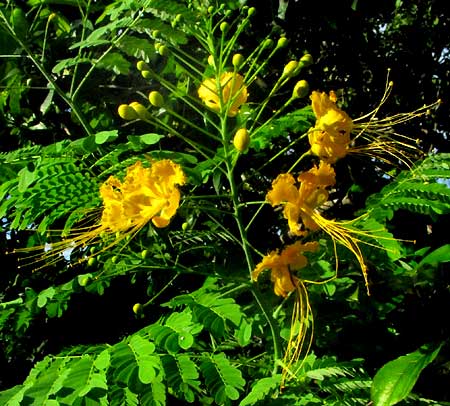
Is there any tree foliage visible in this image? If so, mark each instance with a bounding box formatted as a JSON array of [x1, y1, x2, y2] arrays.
[[0, 0, 449, 405]]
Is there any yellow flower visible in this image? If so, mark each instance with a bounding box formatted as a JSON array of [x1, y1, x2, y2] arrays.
[[309, 83, 441, 166], [252, 241, 319, 297], [308, 91, 353, 163], [15, 159, 185, 269], [198, 72, 248, 117], [101, 160, 186, 231], [266, 162, 336, 236]]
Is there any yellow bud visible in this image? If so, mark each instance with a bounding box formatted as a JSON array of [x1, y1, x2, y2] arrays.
[[152, 30, 160, 38], [207, 5, 214, 14], [292, 80, 309, 99], [207, 54, 215, 67], [149, 91, 164, 107], [48, 13, 57, 22], [233, 128, 250, 152], [299, 53, 313, 67], [175, 14, 182, 23], [136, 60, 150, 71], [87, 257, 96, 267], [158, 45, 169, 56], [154, 42, 161, 51], [276, 37, 289, 49], [141, 250, 148, 259], [129, 102, 150, 120], [111, 256, 118, 264], [141, 70, 152, 79], [133, 303, 143, 315], [248, 7, 256, 16], [118, 104, 138, 120], [232, 53, 244, 69], [182, 222, 188, 231], [282, 60, 299, 78], [220, 22, 229, 33]]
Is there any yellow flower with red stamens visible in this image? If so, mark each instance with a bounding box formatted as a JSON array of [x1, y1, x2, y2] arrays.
[[198, 72, 248, 117]]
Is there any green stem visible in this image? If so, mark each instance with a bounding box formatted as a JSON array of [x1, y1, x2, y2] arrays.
[[220, 114, 281, 371]]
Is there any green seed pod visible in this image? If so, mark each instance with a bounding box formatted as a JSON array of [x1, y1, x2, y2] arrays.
[[292, 80, 310, 99], [136, 60, 150, 71], [129, 102, 151, 120], [141, 70, 152, 79], [133, 303, 143, 315], [282, 60, 299, 78], [276, 37, 289, 49], [247, 7, 256, 16], [232, 53, 245, 69], [158, 45, 169, 56], [233, 128, 250, 152], [148, 91, 164, 107], [299, 53, 313, 68], [220, 22, 229, 33]]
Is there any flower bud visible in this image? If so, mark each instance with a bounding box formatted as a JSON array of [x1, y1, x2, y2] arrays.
[[118, 104, 139, 120], [149, 91, 164, 107], [282, 60, 299, 78], [133, 303, 143, 315], [292, 80, 309, 99], [232, 53, 244, 69], [87, 257, 96, 267], [152, 30, 160, 38], [141, 70, 152, 79], [262, 38, 274, 50], [48, 13, 57, 22], [299, 53, 313, 67], [233, 128, 250, 152], [136, 60, 150, 71], [276, 37, 289, 49], [220, 22, 229, 33], [78, 274, 92, 286], [129, 102, 151, 120], [141, 249, 148, 259], [247, 7, 256, 16], [207, 5, 214, 14], [207, 54, 215, 67], [158, 45, 169, 56]]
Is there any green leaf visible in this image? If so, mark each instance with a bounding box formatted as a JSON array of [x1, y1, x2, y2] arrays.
[[371, 343, 442, 406], [416, 244, 450, 269], [239, 375, 281, 406], [96, 53, 131, 75], [95, 130, 119, 144], [128, 133, 165, 146]]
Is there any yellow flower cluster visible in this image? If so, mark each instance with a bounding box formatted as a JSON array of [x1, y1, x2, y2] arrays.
[[100, 159, 186, 231], [198, 72, 248, 117], [266, 162, 336, 236], [252, 241, 319, 297], [308, 91, 353, 163]]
